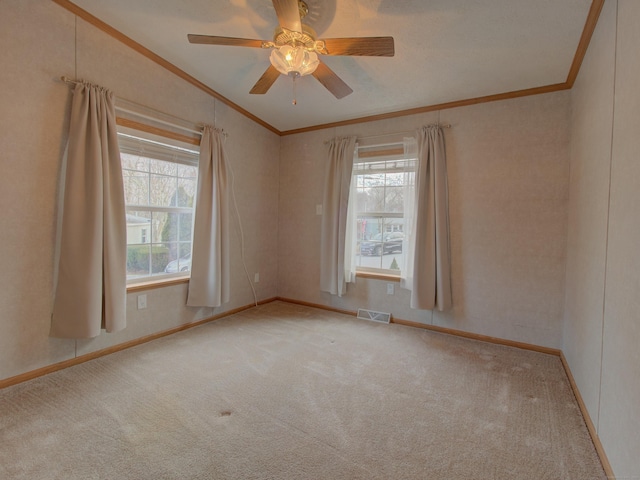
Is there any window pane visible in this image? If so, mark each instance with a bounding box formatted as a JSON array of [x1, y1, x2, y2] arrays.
[[157, 212, 190, 265], [362, 173, 385, 188], [365, 186, 386, 212], [178, 164, 197, 179], [150, 244, 170, 274], [155, 211, 176, 243], [121, 153, 149, 173], [150, 212, 193, 244], [404, 171, 415, 188], [150, 158, 177, 176], [356, 187, 367, 212], [356, 216, 383, 269], [123, 171, 149, 205], [127, 244, 150, 279], [177, 179, 196, 207], [178, 213, 193, 242], [355, 217, 405, 270], [150, 175, 177, 207], [385, 186, 404, 213], [385, 172, 405, 186], [126, 211, 152, 245], [178, 243, 192, 258], [362, 216, 383, 240], [164, 246, 191, 274]]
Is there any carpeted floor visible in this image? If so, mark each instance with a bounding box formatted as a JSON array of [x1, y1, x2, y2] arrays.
[[0, 301, 606, 479]]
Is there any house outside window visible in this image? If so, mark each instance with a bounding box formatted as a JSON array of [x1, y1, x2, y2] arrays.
[[118, 130, 199, 282]]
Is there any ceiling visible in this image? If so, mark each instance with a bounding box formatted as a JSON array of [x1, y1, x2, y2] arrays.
[[68, 0, 596, 133]]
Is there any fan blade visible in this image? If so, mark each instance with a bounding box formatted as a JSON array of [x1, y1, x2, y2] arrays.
[[188, 34, 264, 48], [272, 0, 302, 32], [321, 37, 395, 56], [250, 65, 281, 94], [312, 62, 353, 99]]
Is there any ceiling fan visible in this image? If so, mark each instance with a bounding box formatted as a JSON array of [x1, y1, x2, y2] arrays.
[[188, 0, 394, 100]]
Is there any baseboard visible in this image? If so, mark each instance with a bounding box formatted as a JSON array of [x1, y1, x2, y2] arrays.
[[0, 296, 278, 390], [559, 353, 616, 479], [391, 317, 562, 356], [277, 297, 559, 355], [275, 297, 358, 317]]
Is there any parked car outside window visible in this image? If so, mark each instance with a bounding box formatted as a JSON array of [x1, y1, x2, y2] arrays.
[[360, 232, 404, 256], [164, 253, 192, 273]]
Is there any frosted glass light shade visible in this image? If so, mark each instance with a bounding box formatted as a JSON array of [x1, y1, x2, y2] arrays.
[[270, 45, 319, 76]]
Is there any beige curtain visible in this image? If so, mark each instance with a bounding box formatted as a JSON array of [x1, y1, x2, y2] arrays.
[[51, 82, 126, 338], [320, 136, 357, 296], [187, 127, 230, 308], [344, 167, 359, 286], [401, 126, 452, 310]]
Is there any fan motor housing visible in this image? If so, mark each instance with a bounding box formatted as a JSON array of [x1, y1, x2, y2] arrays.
[[273, 25, 318, 49]]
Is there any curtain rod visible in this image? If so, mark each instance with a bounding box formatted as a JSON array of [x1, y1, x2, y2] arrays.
[[60, 76, 225, 138], [358, 125, 451, 142], [324, 125, 451, 146]]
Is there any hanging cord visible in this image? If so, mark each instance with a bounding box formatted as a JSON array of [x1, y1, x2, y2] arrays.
[[226, 140, 258, 307], [292, 73, 298, 105]]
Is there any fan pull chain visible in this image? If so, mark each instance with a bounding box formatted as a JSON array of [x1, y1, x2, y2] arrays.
[[292, 73, 298, 105]]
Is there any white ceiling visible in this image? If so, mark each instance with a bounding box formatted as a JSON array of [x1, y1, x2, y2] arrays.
[[70, 0, 594, 133]]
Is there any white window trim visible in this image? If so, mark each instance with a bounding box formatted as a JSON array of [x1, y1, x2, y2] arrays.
[[351, 139, 416, 278]]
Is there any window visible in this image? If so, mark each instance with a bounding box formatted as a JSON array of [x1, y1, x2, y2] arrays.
[[351, 146, 416, 276], [119, 130, 199, 283]]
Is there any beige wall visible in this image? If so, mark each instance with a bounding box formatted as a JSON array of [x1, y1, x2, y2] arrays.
[[279, 91, 571, 349], [565, 0, 640, 477], [0, 1, 280, 380], [564, 0, 616, 446]]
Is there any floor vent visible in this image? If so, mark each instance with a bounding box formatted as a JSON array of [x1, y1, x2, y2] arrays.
[[356, 309, 391, 324]]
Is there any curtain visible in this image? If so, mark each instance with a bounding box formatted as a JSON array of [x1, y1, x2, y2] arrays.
[[187, 126, 230, 308], [344, 168, 358, 286], [401, 137, 418, 288], [51, 82, 126, 338], [320, 136, 357, 296], [401, 126, 452, 311]]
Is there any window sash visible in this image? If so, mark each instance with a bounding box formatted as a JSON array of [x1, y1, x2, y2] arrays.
[[118, 132, 198, 167], [350, 142, 417, 276], [126, 206, 192, 214], [119, 128, 198, 284]]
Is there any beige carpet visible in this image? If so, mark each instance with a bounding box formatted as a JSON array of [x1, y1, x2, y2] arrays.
[[0, 301, 605, 479]]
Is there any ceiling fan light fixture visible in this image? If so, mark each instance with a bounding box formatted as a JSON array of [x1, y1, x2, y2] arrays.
[[269, 45, 319, 77]]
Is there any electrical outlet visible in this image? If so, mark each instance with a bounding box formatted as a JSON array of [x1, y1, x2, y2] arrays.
[[316, 204, 323, 215], [386, 283, 395, 295], [254, 273, 260, 283], [137, 294, 147, 310]]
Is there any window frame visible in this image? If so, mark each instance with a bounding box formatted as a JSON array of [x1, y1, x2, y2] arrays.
[[351, 143, 416, 278], [118, 125, 200, 287]]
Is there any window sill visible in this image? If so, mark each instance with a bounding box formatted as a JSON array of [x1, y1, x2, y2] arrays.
[[356, 271, 401, 282], [127, 275, 190, 293]]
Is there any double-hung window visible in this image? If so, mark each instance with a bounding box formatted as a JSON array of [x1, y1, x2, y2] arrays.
[[350, 142, 416, 277], [118, 129, 199, 283]]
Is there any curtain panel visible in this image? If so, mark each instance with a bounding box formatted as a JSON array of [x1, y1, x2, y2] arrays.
[[51, 82, 127, 338], [187, 126, 231, 308], [401, 137, 418, 285], [320, 136, 357, 296], [401, 126, 452, 311]]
